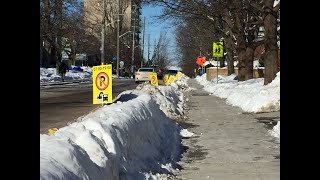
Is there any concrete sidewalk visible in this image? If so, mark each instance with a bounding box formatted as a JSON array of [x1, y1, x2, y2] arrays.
[[173, 79, 280, 180]]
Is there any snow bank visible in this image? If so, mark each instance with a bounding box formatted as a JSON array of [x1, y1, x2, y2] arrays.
[[269, 121, 280, 139], [40, 74, 191, 180], [196, 72, 280, 113]]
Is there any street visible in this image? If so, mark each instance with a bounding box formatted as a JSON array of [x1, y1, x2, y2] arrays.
[[40, 78, 138, 134]]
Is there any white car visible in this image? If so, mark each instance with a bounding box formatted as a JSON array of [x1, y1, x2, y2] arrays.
[[135, 67, 155, 83]]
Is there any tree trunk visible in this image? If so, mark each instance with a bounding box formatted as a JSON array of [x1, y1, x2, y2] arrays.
[[219, 57, 225, 68], [50, 44, 57, 66], [263, 0, 279, 85], [40, 40, 43, 67], [55, 0, 63, 66], [225, 37, 235, 75], [43, 0, 50, 67], [226, 50, 234, 75], [44, 0, 50, 36], [69, 40, 76, 66], [245, 47, 254, 80], [237, 49, 246, 81], [238, 48, 254, 80]]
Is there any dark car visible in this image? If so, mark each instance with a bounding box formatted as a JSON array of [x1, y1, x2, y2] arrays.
[[72, 66, 83, 72], [150, 65, 164, 79], [164, 69, 178, 75]]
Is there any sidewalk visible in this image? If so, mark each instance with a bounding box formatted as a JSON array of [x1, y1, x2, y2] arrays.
[[174, 78, 280, 180]]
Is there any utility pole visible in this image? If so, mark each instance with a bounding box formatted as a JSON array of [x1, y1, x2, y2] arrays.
[[152, 38, 156, 65], [131, 4, 136, 77], [147, 34, 150, 66], [101, 0, 106, 65], [116, 0, 120, 78], [141, 16, 145, 68]]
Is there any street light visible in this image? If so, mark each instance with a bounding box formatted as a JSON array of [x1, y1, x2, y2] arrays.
[[131, 4, 137, 77], [101, 0, 106, 65], [116, 0, 120, 78]]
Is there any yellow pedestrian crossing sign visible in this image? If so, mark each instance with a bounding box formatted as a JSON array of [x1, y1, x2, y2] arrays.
[[213, 42, 224, 57]]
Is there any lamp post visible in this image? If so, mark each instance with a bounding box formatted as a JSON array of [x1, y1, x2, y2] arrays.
[[100, 0, 106, 65], [131, 4, 136, 77], [116, 0, 120, 78]]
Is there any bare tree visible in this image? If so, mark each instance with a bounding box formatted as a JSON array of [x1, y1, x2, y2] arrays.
[[40, 0, 86, 67], [142, 0, 280, 84], [262, 0, 280, 84], [156, 31, 172, 68]]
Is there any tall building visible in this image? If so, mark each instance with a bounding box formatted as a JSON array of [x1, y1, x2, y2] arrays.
[[84, 0, 131, 36], [83, 0, 142, 66]]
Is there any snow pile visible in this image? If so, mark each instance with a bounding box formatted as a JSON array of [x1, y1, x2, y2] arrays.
[[180, 129, 194, 138], [195, 72, 280, 139], [196, 72, 280, 113], [40, 66, 92, 83], [135, 75, 190, 120], [269, 121, 280, 139]]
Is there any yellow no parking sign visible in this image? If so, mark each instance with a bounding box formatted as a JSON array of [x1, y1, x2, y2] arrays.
[[150, 72, 158, 87], [92, 65, 112, 104]]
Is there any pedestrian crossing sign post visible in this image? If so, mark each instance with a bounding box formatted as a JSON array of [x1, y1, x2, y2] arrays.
[[92, 64, 112, 104], [213, 42, 224, 58]]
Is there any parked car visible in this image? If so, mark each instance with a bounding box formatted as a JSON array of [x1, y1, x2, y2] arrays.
[[71, 66, 83, 72], [163, 69, 178, 76], [135, 67, 155, 83]]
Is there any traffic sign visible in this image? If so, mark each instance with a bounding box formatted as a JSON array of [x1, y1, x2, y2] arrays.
[[92, 64, 112, 104], [196, 56, 206, 66], [120, 61, 124, 68], [95, 72, 109, 91], [213, 42, 224, 57], [48, 128, 58, 135], [168, 75, 175, 83], [150, 72, 158, 87]]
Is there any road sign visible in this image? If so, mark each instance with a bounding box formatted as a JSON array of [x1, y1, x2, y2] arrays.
[[196, 56, 206, 66], [213, 42, 224, 57], [168, 75, 175, 83], [150, 72, 158, 87], [92, 64, 112, 104], [48, 128, 58, 135], [163, 74, 169, 86], [120, 61, 124, 68]]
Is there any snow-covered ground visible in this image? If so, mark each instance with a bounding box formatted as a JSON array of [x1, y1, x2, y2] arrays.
[[195, 72, 280, 140], [40, 66, 93, 83]]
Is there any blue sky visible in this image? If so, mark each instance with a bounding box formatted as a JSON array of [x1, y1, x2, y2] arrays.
[[141, 5, 177, 64]]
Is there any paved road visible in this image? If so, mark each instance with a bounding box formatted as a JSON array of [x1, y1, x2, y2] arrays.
[[173, 78, 280, 180], [40, 78, 138, 134]]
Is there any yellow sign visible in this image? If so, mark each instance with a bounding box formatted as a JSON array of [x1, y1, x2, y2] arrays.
[[92, 65, 112, 104], [169, 75, 176, 83], [48, 128, 58, 135], [149, 72, 158, 87], [163, 74, 169, 86], [163, 74, 176, 86], [176, 71, 182, 79], [213, 42, 224, 57]]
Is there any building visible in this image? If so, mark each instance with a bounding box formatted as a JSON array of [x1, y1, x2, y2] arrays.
[[83, 0, 142, 67]]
